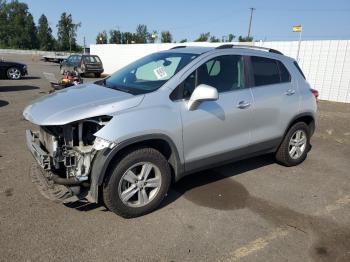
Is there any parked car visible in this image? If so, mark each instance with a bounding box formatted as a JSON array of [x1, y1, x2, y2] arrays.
[[24, 45, 317, 218], [60, 54, 104, 77], [0, 59, 28, 79]]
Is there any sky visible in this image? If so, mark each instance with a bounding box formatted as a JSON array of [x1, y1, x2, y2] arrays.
[[21, 0, 350, 45]]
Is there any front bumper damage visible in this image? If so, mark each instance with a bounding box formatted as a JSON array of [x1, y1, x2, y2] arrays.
[[25, 119, 114, 203], [26, 130, 83, 202]]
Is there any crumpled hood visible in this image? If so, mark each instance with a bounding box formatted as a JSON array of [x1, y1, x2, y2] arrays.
[[23, 83, 144, 125]]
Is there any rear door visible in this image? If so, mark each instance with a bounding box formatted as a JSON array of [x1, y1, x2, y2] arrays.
[[173, 55, 253, 172], [248, 56, 299, 146]]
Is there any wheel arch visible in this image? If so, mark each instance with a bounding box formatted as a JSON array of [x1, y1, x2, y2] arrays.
[[284, 112, 315, 137], [88, 134, 183, 203]]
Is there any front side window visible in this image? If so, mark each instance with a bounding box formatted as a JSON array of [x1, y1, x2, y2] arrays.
[[251, 56, 291, 86], [102, 52, 198, 95], [173, 55, 246, 100]]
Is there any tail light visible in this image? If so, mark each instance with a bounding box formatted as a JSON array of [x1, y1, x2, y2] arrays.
[[310, 88, 319, 102]]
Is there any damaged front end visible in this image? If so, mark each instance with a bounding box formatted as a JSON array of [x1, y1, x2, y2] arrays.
[[26, 116, 114, 202]]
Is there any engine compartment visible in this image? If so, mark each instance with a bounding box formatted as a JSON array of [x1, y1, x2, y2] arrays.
[[38, 116, 112, 182]]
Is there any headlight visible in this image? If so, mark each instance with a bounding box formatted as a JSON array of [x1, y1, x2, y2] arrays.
[[93, 136, 116, 151]]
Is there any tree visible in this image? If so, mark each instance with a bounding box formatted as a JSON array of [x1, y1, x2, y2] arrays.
[[149, 30, 158, 43], [57, 12, 81, 51], [179, 39, 187, 43], [228, 33, 235, 42], [210, 35, 220, 42], [0, 0, 38, 49], [121, 32, 135, 44], [238, 36, 253, 42], [161, 31, 172, 43], [109, 29, 122, 44], [135, 24, 149, 43], [195, 32, 210, 42], [37, 14, 54, 50], [96, 31, 108, 44]]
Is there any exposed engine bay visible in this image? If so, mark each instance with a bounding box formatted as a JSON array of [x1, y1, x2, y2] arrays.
[[32, 116, 113, 184]]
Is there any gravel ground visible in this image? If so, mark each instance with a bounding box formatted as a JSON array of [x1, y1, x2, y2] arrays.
[[0, 54, 350, 262]]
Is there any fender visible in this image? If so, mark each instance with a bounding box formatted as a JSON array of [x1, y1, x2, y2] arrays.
[[87, 134, 183, 203]]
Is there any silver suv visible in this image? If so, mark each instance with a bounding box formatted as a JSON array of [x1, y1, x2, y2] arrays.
[[24, 45, 317, 218]]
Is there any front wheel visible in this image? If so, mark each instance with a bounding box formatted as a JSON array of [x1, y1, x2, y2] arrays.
[[103, 148, 171, 218], [275, 122, 310, 166], [7, 67, 22, 80]]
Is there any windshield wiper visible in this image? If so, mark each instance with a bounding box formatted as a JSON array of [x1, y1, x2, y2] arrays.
[[109, 85, 132, 93]]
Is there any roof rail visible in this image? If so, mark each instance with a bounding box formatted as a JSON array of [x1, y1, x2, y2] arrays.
[[170, 46, 187, 49], [216, 44, 283, 55]]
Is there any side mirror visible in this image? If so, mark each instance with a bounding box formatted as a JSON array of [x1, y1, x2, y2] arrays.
[[188, 84, 218, 110]]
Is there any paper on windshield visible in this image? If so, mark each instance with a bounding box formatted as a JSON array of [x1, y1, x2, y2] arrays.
[[153, 67, 168, 80]]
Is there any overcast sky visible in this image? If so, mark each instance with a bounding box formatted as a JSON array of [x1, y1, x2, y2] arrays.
[[22, 0, 350, 45]]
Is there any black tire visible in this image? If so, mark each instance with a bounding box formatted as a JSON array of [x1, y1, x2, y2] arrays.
[[103, 147, 171, 218], [275, 122, 310, 166], [6, 67, 22, 80], [94, 73, 101, 78]]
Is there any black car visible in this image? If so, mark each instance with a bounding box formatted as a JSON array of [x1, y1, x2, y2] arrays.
[[0, 59, 28, 80], [60, 54, 104, 77]]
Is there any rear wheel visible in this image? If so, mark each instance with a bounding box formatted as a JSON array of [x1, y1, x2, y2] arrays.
[[7, 67, 21, 80], [103, 148, 171, 218], [276, 122, 310, 166]]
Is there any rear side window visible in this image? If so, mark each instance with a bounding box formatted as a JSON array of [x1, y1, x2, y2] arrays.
[[251, 56, 291, 86], [84, 56, 101, 63]]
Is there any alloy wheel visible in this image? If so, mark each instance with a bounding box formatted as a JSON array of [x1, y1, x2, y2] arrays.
[[288, 130, 307, 159], [118, 162, 162, 207], [8, 67, 21, 80]]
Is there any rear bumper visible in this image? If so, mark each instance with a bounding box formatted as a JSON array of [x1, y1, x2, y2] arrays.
[[84, 68, 104, 74]]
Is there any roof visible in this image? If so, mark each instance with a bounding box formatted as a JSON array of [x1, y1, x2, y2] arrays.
[[160, 44, 286, 58]]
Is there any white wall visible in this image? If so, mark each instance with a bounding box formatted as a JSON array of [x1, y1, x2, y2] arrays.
[[91, 40, 350, 103]]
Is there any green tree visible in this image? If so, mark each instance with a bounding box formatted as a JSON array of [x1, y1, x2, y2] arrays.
[[179, 39, 187, 43], [238, 35, 253, 42], [121, 32, 135, 44], [228, 33, 235, 42], [56, 12, 81, 51], [109, 29, 122, 44], [195, 32, 210, 42], [37, 14, 54, 50], [0, 0, 38, 49], [210, 35, 220, 42], [149, 30, 158, 43], [96, 31, 108, 44], [161, 31, 172, 43], [135, 24, 149, 43]]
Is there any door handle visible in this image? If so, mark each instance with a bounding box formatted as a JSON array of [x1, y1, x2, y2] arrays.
[[285, 89, 296, 96], [237, 101, 251, 109]]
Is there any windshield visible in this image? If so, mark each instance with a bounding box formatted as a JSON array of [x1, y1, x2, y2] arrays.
[[101, 52, 198, 95]]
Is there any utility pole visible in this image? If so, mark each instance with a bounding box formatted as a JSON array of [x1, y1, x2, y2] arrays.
[[83, 36, 86, 53], [247, 7, 255, 38]]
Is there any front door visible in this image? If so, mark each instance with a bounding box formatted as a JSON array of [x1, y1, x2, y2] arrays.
[[174, 55, 253, 172]]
